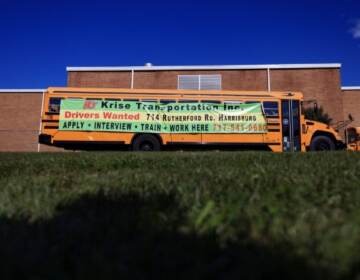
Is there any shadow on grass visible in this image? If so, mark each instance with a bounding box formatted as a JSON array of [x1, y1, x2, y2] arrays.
[[0, 192, 343, 280]]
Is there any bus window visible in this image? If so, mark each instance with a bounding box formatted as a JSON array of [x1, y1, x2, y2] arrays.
[[224, 101, 243, 110], [245, 101, 258, 104], [263, 101, 279, 117], [347, 129, 358, 143], [141, 99, 157, 102], [104, 98, 121, 101], [48, 97, 62, 114], [224, 101, 243, 104], [201, 100, 221, 104], [160, 100, 176, 104], [86, 98, 102, 101], [123, 99, 139, 102], [178, 100, 198, 103]]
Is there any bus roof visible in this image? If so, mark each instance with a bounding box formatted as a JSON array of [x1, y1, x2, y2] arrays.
[[46, 87, 303, 100]]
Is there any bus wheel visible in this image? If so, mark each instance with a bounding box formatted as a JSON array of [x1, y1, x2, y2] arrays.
[[310, 135, 335, 151], [132, 134, 161, 151]]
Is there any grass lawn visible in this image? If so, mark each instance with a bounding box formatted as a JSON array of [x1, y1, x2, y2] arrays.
[[0, 151, 360, 279]]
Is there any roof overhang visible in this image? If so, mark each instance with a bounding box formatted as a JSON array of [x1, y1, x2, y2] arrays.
[[66, 63, 342, 72]]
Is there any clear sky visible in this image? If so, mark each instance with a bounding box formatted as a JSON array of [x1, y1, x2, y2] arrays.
[[1, 0, 359, 88]]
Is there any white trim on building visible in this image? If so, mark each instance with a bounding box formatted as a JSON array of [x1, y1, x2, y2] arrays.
[[342, 87, 360, 91], [66, 63, 342, 72], [0, 89, 45, 93]]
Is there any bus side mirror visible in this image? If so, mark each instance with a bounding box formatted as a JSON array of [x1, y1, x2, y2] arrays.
[[349, 114, 354, 121]]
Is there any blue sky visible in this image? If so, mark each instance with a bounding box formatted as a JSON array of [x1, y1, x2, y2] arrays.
[[0, 0, 359, 88]]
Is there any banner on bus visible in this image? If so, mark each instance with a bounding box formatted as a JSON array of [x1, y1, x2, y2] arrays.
[[59, 99, 267, 133]]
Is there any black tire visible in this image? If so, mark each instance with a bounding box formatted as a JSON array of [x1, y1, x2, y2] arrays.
[[132, 134, 161, 151], [310, 135, 335, 151]]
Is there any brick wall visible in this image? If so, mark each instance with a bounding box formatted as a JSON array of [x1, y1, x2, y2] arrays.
[[0, 92, 62, 152], [68, 71, 132, 88], [271, 68, 344, 123], [342, 89, 360, 127], [68, 69, 269, 90], [132, 70, 269, 90]]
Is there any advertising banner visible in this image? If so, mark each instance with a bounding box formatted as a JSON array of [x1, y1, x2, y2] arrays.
[[59, 99, 267, 133]]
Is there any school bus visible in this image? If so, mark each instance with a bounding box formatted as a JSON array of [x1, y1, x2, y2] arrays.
[[38, 87, 345, 152], [346, 127, 360, 151]]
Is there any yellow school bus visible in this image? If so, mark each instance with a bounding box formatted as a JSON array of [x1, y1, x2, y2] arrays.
[[39, 87, 344, 152], [346, 127, 360, 151]]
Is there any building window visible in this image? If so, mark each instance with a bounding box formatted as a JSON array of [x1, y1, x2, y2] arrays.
[[178, 74, 222, 90]]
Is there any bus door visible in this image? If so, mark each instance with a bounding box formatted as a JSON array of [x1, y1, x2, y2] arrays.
[[281, 100, 301, 152]]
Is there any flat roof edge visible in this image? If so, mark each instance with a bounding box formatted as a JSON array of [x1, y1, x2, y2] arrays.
[[47, 86, 302, 96], [342, 86, 360, 91], [66, 63, 342, 72], [0, 89, 45, 93]]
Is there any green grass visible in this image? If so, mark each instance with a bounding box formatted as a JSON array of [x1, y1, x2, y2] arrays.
[[0, 151, 360, 279]]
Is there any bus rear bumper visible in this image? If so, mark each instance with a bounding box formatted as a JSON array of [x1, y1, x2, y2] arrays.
[[38, 134, 52, 145]]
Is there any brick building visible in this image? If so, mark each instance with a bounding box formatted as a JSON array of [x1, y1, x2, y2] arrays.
[[0, 63, 359, 151], [342, 87, 360, 126], [0, 89, 60, 152]]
